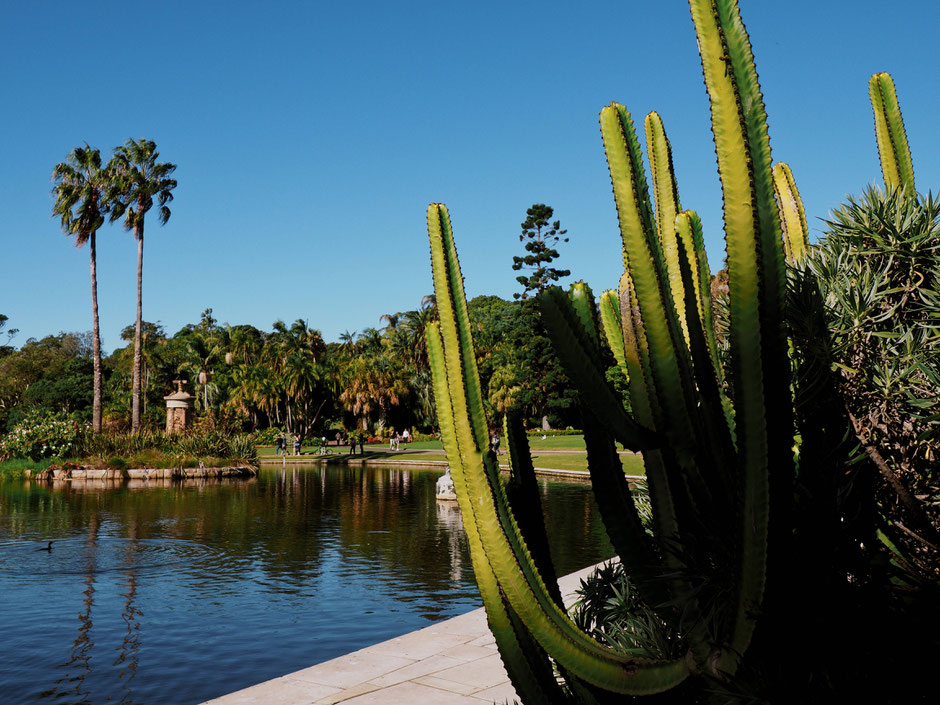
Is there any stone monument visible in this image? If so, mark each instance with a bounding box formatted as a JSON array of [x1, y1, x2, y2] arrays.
[[164, 379, 195, 434]]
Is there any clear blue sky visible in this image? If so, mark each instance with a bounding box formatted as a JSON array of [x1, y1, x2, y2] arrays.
[[2, 1, 938, 352]]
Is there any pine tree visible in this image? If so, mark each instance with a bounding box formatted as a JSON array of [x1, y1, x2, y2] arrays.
[[511, 203, 569, 299]]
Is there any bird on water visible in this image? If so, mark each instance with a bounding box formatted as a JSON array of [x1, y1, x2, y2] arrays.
[[38, 541, 53, 551]]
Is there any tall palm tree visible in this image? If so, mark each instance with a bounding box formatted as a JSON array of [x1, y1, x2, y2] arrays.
[[52, 144, 111, 433], [108, 139, 177, 431]]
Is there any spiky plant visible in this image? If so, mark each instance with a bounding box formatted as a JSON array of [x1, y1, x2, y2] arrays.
[[425, 1, 933, 702]]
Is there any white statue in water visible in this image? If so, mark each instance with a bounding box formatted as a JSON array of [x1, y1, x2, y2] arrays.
[[436, 467, 457, 500]]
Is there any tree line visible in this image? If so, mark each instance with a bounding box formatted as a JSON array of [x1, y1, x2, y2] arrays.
[[0, 297, 581, 439]]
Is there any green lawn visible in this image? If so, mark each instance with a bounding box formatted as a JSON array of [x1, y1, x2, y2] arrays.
[[256, 433, 646, 476], [529, 452, 644, 475], [370, 434, 620, 452]]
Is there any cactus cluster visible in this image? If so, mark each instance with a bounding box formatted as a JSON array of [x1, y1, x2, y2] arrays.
[[426, 0, 927, 701]]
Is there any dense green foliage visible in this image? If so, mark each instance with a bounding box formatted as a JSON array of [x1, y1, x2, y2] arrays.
[[0, 292, 581, 445], [809, 186, 940, 577], [0, 409, 79, 461]]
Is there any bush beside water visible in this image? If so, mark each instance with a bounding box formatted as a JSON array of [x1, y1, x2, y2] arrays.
[[0, 413, 257, 478]]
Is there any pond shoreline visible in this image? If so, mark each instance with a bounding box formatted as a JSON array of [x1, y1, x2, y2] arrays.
[[24, 465, 257, 482], [258, 454, 644, 483]]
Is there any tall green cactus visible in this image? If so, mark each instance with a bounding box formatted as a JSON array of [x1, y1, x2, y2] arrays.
[[772, 162, 810, 263], [425, 0, 915, 701], [426, 204, 690, 695], [869, 72, 915, 193]]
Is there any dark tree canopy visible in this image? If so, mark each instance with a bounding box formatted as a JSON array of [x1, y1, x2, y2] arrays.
[[512, 203, 569, 299]]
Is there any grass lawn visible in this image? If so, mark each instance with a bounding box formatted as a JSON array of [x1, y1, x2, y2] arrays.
[[259, 434, 611, 455], [401, 436, 594, 451], [389, 450, 644, 475], [256, 435, 645, 476]]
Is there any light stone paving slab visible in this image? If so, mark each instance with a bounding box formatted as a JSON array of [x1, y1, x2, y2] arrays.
[[207, 677, 341, 704], [471, 681, 521, 703], [337, 681, 479, 705], [366, 655, 465, 687], [428, 653, 510, 689], [201, 562, 605, 705], [412, 675, 481, 696], [291, 652, 416, 689]]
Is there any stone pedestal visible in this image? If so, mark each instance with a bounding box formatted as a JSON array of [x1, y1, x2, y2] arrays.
[[164, 380, 195, 434]]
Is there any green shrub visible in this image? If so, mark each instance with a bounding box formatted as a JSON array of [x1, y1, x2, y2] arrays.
[[809, 186, 940, 576], [106, 456, 128, 471], [0, 409, 79, 462], [72, 427, 258, 467], [253, 427, 285, 446], [0, 457, 56, 479]]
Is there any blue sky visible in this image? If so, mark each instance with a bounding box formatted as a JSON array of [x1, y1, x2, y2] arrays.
[[2, 1, 938, 351]]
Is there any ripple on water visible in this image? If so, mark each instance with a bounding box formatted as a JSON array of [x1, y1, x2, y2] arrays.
[[0, 537, 224, 582]]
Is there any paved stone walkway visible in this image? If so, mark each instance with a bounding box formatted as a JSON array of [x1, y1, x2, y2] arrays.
[[201, 563, 601, 705]]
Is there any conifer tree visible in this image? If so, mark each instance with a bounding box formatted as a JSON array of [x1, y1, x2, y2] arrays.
[[511, 203, 569, 299]]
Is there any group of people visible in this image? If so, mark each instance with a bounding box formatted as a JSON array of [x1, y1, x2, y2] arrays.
[[388, 428, 411, 451], [274, 433, 302, 456]]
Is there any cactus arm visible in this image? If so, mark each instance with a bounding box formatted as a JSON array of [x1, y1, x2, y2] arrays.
[[504, 411, 564, 608], [538, 287, 659, 451], [556, 283, 671, 609], [579, 408, 673, 614], [772, 163, 809, 263], [600, 103, 701, 465], [427, 204, 489, 453], [568, 281, 600, 341], [646, 111, 690, 344], [674, 223, 737, 506], [598, 289, 629, 376], [869, 72, 915, 193], [428, 324, 565, 705], [428, 207, 690, 694], [689, 0, 796, 675], [674, 211, 723, 384]]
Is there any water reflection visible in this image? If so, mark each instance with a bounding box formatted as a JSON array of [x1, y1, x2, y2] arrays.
[[0, 466, 612, 705], [436, 501, 465, 585], [43, 515, 99, 704]]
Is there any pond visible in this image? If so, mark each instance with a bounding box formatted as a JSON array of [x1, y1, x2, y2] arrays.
[[0, 465, 614, 705]]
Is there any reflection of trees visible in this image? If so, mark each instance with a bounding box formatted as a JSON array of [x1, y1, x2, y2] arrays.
[[1, 470, 612, 600], [44, 511, 99, 703], [114, 522, 142, 705]]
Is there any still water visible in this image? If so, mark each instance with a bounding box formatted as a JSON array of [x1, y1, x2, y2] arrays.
[[0, 465, 613, 704]]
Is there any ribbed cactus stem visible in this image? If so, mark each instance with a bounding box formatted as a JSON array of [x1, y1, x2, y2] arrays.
[[772, 162, 809, 264], [869, 72, 915, 193]]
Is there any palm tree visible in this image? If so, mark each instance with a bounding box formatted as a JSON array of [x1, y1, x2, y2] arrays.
[[108, 139, 177, 431], [52, 144, 111, 433]]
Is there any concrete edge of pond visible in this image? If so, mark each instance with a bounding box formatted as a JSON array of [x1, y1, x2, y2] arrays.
[[259, 456, 645, 484], [201, 560, 610, 705], [24, 465, 258, 482]]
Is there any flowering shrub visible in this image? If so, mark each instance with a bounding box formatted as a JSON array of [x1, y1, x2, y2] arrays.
[[253, 427, 285, 446], [0, 409, 79, 462]]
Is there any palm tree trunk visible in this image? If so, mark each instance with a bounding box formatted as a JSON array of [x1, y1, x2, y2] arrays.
[[131, 221, 144, 431], [90, 231, 103, 433]]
